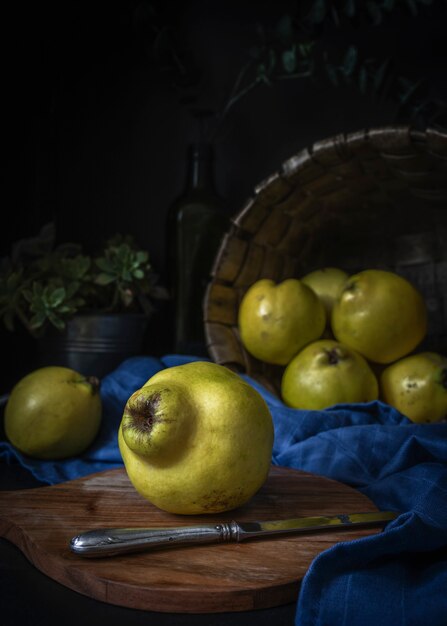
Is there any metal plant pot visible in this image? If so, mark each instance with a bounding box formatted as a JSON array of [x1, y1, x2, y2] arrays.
[[37, 313, 150, 379]]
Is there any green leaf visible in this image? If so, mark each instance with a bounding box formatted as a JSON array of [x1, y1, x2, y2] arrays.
[[117, 243, 131, 257], [48, 287, 66, 307], [76, 255, 91, 274], [373, 58, 389, 92], [73, 297, 86, 308], [259, 74, 273, 86], [256, 63, 266, 78], [30, 311, 47, 329], [57, 305, 75, 314], [358, 65, 368, 93], [282, 46, 297, 74], [267, 48, 276, 74], [11, 222, 56, 265], [22, 289, 33, 303], [95, 257, 115, 272], [298, 42, 315, 58], [133, 269, 144, 279], [65, 281, 80, 299], [32, 282, 44, 297], [275, 15, 294, 44], [325, 63, 339, 86], [398, 76, 420, 104], [308, 0, 327, 24], [405, 0, 418, 15], [366, 1, 382, 24], [135, 251, 149, 264], [358, 65, 368, 94], [48, 312, 65, 331], [343, 46, 357, 76], [344, 0, 356, 18], [95, 273, 116, 286], [295, 59, 314, 75], [7, 272, 21, 289]]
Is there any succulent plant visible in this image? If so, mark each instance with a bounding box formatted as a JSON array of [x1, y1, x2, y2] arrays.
[[0, 224, 168, 337]]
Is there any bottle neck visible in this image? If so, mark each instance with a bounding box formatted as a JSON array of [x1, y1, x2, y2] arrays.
[[185, 142, 216, 193]]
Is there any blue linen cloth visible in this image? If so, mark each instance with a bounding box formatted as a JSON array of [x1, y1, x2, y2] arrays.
[[1, 355, 446, 626]]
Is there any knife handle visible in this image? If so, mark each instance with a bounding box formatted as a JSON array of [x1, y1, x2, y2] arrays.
[[70, 521, 240, 558]]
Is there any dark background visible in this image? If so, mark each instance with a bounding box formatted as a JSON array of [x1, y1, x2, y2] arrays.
[[1, 3, 447, 624], [3, 0, 447, 392]]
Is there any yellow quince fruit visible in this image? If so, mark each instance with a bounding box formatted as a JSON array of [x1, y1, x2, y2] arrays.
[[331, 269, 427, 364], [380, 352, 447, 423], [238, 278, 326, 366], [4, 366, 102, 459], [118, 361, 274, 515], [301, 267, 348, 318], [281, 339, 378, 410]]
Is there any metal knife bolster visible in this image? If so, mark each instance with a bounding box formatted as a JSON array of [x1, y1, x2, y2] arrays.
[[69, 511, 398, 558]]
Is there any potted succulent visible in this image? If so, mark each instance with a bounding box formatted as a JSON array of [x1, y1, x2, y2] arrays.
[[0, 223, 168, 378]]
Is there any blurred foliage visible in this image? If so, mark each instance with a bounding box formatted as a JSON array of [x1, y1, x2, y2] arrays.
[[132, 0, 446, 135]]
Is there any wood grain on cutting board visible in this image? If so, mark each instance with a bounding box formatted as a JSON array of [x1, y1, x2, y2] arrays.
[[0, 466, 382, 613]]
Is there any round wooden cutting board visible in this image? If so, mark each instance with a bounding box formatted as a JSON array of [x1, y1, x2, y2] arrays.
[[0, 466, 382, 613]]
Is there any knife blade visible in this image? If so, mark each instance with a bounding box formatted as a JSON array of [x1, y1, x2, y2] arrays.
[[69, 510, 398, 558]]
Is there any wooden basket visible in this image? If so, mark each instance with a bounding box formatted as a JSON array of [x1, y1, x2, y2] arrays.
[[204, 125, 447, 395]]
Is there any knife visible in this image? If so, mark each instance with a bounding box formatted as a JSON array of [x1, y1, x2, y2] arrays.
[[69, 510, 398, 558]]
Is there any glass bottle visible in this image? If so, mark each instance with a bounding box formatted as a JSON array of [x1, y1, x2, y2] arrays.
[[167, 142, 229, 355]]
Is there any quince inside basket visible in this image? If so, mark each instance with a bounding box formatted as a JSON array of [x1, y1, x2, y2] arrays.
[[204, 126, 447, 396]]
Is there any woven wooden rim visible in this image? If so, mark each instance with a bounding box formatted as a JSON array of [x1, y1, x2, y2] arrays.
[[204, 125, 447, 395]]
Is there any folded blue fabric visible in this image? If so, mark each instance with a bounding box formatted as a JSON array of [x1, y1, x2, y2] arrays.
[[1, 355, 446, 626]]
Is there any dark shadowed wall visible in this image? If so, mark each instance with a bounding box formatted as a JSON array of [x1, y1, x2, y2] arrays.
[[3, 0, 447, 391]]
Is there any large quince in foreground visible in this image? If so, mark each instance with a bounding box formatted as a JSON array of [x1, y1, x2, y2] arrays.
[[238, 278, 326, 366], [4, 366, 102, 459], [281, 339, 378, 410], [331, 269, 427, 364], [380, 352, 447, 423], [118, 361, 274, 515]]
